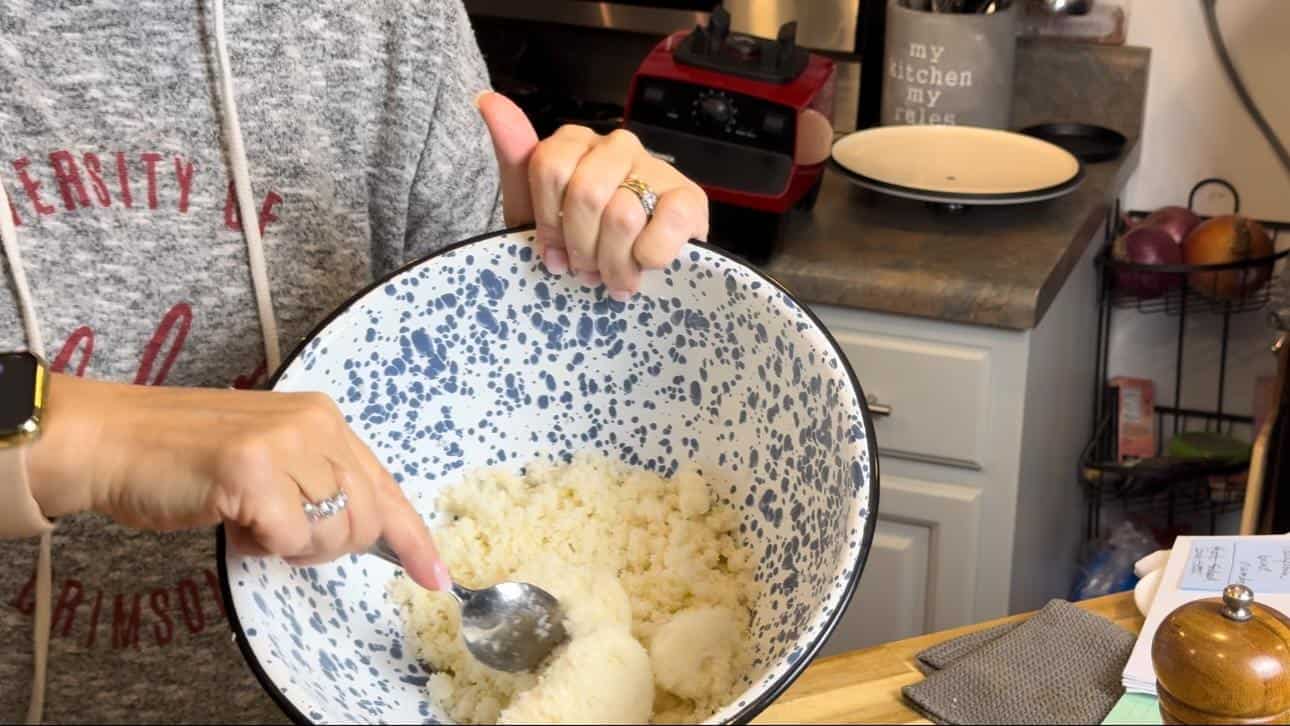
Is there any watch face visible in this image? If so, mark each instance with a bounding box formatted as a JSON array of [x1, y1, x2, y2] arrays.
[[0, 352, 41, 434]]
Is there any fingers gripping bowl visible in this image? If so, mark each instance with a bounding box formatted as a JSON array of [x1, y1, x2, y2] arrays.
[[217, 227, 879, 724]]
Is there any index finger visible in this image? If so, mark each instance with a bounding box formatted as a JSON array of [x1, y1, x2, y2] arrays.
[[344, 430, 451, 592], [379, 489, 449, 592]]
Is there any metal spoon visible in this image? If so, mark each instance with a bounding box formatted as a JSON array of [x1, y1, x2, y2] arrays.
[[369, 538, 568, 672]]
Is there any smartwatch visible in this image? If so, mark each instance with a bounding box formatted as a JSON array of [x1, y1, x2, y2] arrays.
[[0, 351, 53, 537], [0, 351, 48, 444]]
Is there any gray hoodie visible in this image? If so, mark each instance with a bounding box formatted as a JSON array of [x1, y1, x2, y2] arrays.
[[0, 0, 501, 722]]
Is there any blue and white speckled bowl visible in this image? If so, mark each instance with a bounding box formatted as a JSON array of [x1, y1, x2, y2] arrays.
[[217, 226, 878, 724]]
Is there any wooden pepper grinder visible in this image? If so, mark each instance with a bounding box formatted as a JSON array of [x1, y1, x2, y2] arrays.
[[1152, 584, 1290, 724]]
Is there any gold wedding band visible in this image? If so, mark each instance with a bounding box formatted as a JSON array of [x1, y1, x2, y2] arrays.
[[618, 177, 658, 219]]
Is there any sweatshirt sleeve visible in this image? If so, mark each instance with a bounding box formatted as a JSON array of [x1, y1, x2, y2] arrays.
[[402, 0, 505, 264]]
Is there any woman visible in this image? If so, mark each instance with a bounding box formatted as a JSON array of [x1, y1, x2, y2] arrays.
[[0, 0, 707, 722]]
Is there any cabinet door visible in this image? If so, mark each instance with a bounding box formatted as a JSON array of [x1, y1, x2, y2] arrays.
[[817, 473, 985, 658], [880, 475, 984, 631], [817, 518, 930, 657]]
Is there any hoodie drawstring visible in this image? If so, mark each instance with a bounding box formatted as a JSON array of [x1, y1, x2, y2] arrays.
[[213, 0, 283, 374], [0, 177, 52, 726], [5, 0, 281, 720]]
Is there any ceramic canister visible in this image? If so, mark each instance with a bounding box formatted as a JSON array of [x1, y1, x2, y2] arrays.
[[881, 0, 1018, 129]]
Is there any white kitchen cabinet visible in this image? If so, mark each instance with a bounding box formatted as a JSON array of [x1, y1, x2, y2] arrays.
[[811, 228, 1102, 647], [817, 474, 985, 656], [827, 330, 991, 468], [819, 518, 929, 657]]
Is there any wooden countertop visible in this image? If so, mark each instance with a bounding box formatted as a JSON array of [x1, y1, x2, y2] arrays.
[[754, 593, 1144, 725]]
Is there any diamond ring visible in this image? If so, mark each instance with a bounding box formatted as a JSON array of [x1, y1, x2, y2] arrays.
[[303, 491, 349, 523]]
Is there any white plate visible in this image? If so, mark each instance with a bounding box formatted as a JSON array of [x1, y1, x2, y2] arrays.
[[830, 125, 1084, 205]]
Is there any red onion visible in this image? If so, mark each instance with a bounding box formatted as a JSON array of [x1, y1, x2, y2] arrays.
[[1138, 206, 1202, 246], [1112, 225, 1183, 299]]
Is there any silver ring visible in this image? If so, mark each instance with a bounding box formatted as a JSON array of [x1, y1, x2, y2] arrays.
[[618, 177, 657, 220], [303, 491, 349, 523]]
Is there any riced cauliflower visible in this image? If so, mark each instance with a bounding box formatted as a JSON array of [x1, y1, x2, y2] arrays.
[[391, 455, 757, 724]]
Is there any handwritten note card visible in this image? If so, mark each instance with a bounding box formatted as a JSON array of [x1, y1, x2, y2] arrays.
[[1123, 536, 1290, 696], [1180, 538, 1290, 593]]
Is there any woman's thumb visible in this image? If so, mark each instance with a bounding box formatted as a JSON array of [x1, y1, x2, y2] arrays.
[[477, 91, 538, 227]]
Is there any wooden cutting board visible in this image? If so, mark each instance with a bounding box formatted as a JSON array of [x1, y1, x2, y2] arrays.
[[753, 593, 1144, 725]]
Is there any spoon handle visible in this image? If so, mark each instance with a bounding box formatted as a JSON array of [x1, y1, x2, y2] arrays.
[[368, 538, 473, 604], [448, 583, 473, 605], [369, 538, 403, 568]]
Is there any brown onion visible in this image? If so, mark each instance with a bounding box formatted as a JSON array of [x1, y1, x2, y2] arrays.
[[1182, 215, 1274, 300]]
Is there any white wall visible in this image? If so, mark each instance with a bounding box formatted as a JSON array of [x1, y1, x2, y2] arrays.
[[1121, 0, 1290, 221], [1105, 0, 1288, 437]]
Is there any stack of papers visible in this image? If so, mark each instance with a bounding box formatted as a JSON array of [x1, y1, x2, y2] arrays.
[[1121, 535, 1290, 695]]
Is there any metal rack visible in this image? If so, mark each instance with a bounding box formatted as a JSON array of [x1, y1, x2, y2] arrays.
[[1082, 178, 1290, 541]]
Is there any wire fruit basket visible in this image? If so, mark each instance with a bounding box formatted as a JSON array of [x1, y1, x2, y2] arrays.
[[1082, 178, 1288, 539]]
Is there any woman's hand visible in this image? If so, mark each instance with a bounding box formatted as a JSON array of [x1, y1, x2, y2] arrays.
[[27, 373, 449, 591], [478, 91, 709, 302]]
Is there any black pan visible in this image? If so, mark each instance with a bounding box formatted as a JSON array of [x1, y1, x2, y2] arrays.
[[1020, 123, 1127, 164]]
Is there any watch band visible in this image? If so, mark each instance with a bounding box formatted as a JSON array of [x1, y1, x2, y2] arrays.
[[0, 447, 53, 538]]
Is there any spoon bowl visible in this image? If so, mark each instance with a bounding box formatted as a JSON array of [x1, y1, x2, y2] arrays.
[[368, 539, 568, 673]]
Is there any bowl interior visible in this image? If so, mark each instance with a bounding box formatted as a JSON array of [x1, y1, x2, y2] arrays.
[[219, 227, 877, 724]]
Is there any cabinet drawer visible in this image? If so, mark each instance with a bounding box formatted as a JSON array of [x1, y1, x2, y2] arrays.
[[828, 327, 990, 469]]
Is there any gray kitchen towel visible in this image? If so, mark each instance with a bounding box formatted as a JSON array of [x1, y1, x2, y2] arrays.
[[902, 599, 1135, 725], [913, 621, 1021, 675]]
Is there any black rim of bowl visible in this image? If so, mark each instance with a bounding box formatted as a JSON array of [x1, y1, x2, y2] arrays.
[[216, 224, 881, 725]]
